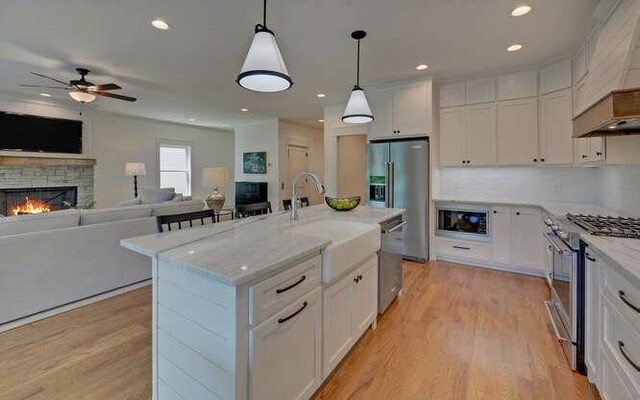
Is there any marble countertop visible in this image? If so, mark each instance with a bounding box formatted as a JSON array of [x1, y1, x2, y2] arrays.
[[432, 198, 622, 218], [581, 235, 640, 285], [121, 205, 404, 286]]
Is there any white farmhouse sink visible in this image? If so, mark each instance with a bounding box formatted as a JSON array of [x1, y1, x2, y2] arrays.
[[286, 219, 380, 283]]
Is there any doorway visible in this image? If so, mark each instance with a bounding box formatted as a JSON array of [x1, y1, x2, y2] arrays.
[[284, 144, 310, 201], [337, 134, 367, 199]]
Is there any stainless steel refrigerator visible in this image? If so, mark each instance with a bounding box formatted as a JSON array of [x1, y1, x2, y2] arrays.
[[367, 137, 429, 262]]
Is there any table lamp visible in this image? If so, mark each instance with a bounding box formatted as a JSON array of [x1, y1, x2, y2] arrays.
[[125, 162, 146, 198], [202, 167, 229, 213]]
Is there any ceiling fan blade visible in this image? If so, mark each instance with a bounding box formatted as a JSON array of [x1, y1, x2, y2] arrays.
[[95, 91, 137, 102], [90, 83, 121, 91], [19, 84, 69, 90], [31, 72, 69, 86]]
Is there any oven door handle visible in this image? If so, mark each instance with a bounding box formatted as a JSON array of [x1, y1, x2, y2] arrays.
[[543, 301, 570, 344], [544, 232, 570, 255]]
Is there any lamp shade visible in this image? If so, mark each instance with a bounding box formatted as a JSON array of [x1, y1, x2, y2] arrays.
[[342, 87, 374, 124], [69, 90, 96, 103], [237, 28, 293, 93], [125, 162, 146, 176], [202, 167, 229, 188]]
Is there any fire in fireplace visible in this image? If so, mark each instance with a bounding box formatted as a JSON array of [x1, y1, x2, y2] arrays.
[[0, 186, 78, 216]]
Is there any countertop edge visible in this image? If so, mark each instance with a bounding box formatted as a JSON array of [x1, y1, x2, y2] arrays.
[[580, 235, 640, 286]]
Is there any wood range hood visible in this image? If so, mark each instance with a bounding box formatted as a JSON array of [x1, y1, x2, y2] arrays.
[[573, 88, 640, 138]]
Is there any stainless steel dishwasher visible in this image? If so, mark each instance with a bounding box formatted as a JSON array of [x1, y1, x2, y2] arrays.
[[379, 215, 406, 313]]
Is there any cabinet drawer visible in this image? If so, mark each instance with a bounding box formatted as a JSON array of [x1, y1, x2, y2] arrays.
[[602, 264, 640, 335], [435, 237, 491, 261], [249, 255, 322, 325], [601, 350, 637, 400], [602, 296, 640, 394]]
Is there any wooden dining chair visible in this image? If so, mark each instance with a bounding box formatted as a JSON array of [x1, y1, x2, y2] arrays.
[[283, 197, 309, 211], [282, 199, 292, 210], [156, 209, 216, 232], [236, 201, 272, 218]]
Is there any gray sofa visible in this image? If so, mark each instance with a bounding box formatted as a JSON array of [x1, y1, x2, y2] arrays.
[[0, 199, 205, 328]]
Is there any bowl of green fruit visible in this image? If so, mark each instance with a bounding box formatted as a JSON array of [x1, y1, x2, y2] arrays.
[[325, 196, 360, 211]]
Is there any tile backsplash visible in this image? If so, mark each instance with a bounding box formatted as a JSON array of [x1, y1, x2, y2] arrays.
[[597, 165, 640, 215]]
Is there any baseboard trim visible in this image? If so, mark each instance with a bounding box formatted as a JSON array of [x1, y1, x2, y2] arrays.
[[0, 280, 151, 333], [435, 254, 546, 278]]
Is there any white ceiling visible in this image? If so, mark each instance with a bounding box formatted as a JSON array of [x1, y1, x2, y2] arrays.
[[0, 0, 597, 129]]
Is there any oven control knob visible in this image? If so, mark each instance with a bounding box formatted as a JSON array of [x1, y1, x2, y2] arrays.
[[558, 230, 569, 240], [551, 224, 559, 231], [544, 218, 553, 226]]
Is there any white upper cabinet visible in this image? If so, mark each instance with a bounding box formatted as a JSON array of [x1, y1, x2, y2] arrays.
[[540, 59, 572, 95], [539, 88, 574, 165], [368, 80, 431, 138], [439, 107, 466, 167], [466, 78, 496, 104], [497, 98, 537, 165], [439, 82, 466, 108], [466, 103, 497, 165], [497, 70, 538, 100]]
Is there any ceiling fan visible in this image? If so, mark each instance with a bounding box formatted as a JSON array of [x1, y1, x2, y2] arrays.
[[20, 68, 137, 103]]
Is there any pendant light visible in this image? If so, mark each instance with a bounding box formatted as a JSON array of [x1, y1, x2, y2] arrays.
[[342, 30, 374, 124], [236, 0, 293, 92]]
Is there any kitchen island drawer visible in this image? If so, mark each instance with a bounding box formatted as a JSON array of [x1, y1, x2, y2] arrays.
[[249, 255, 322, 325], [602, 296, 640, 395], [602, 263, 640, 335], [435, 237, 491, 261]]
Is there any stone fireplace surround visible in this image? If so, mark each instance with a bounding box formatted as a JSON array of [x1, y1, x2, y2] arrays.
[[0, 165, 94, 216]]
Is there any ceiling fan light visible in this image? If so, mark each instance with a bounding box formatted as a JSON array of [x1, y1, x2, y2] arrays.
[[69, 90, 96, 103], [237, 28, 292, 92], [342, 87, 374, 124]]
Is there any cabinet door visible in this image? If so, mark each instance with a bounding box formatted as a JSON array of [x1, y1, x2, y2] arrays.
[[466, 77, 496, 104], [539, 59, 572, 95], [439, 82, 466, 108], [250, 288, 322, 400], [539, 89, 574, 165], [497, 70, 537, 100], [367, 87, 394, 138], [466, 103, 497, 166], [439, 107, 466, 166], [352, 257, 378, 340], [584, 251, 601, 386], [322, 273, 354, 378], [510, 208, 544, 271], [491, 206, 512, 265], [590, 137, 606, 162], [497, 98, 537, 165], [394, 81, 429, 135]]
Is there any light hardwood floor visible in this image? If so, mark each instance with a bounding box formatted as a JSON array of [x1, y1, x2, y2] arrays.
[[0, 261, 599, 400]]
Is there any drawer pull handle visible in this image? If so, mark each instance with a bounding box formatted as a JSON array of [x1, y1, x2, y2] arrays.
[[278, 301, 308, 324], [618, 341, 640, 372], [453, 245, 471, 250], [276, 275, 306, 294], [619, 290, 640, 313]]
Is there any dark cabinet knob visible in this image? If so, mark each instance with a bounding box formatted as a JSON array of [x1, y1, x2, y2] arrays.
[[516, 211, 521, 215], [540, 158, 545, 162], [582, 155, 588, 158], [533, 158, 537, 162], [493, 210, 497, 214], [596, 152, 603, 156]]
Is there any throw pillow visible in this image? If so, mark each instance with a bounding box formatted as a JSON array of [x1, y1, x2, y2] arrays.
[[139, 187, 176, 204]]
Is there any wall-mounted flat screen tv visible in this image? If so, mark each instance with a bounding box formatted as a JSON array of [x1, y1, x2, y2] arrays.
[[0, 111, 83, 154]]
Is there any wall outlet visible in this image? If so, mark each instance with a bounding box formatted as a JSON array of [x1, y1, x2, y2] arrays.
[[553, 177, 562, 192]]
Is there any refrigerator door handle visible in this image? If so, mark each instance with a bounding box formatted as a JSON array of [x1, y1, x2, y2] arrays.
[[388, 161, 395, 208], [385, 162, 392, 208]]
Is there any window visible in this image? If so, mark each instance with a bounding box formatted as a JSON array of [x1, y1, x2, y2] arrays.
[[158, 143, 191, 196]]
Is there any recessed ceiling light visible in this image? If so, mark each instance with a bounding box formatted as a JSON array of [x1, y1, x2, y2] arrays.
[[241, 108, 249, 112], [39, 93, 51, 97], [151, 19, 171, 30], [507, 44, 523, 52], [318, 119, 324, 123], [317, 93, 326, 98], [511, 5, 532, 17], [188, 118, 196, 122], [415, 64, 429, 70]]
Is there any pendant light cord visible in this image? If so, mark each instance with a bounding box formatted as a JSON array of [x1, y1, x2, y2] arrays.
[[356, 38, 361, 88], [263, 0, 267, 27]]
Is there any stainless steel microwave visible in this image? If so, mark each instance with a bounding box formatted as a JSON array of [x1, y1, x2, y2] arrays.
[[435, 205, 491, 241]]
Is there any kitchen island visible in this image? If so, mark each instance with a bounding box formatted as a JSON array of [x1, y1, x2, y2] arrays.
[[121, 205, 403, 400]]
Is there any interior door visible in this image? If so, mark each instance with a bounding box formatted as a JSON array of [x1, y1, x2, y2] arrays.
[[337, 135, 367, 198], [390, 139, 428, 261], [285, 144, 309, 202]]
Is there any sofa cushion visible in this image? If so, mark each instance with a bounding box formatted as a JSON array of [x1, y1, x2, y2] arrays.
[[139, 187, 176, 204], [80, 205, 153, 226], [151, 199, 205, 216], [0, 209, 80, 236]]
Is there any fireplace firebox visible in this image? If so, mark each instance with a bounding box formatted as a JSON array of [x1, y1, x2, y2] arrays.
[[0, 186, 78, 216]]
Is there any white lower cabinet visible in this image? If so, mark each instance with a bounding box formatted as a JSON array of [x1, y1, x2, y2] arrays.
[[491, 206, 512, 265], [323, 256, 378, 378], [584, 247, 640, 399], [510, 207, 544, 272], [250, 288, 323, 400]]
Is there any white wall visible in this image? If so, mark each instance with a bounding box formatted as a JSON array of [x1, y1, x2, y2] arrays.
[[279, 120, 325, 207], [436, 166, 600, 205], [234, 119, 280, 208], [92, 112, 235, 208], [597, 165, 640, 215]]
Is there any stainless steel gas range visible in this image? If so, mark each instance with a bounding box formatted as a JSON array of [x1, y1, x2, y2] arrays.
[[543, 213, 640, 374]]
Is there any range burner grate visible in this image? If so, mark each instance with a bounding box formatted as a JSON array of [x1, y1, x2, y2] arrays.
[[566, 214, 640, 239]]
